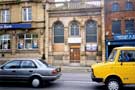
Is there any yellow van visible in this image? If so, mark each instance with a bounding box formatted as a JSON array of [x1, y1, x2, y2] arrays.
[[91, 46, 135, 90]]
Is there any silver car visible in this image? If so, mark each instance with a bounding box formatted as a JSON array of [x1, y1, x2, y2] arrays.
[[0, 58, 61, 87]]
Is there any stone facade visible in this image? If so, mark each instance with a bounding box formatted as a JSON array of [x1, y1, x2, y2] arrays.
[[0, 0, 104, 66]]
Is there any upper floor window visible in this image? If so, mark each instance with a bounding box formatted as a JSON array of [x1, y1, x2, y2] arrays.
[[0, 34, 11, 50], [112, 3, 120, 12], [112, 20, 121, 35], [85, 20, 97, 43], [22, 7, 32, 21], [0, 9, 10, 23], [125, 2, 133, 11], [17, 34, 38, 50], [70, 21, 79, 36], [53, 21, 64, 43], [125, 20, 135, 34]]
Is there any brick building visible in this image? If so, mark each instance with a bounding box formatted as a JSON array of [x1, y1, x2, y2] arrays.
[[105, 0, 135, 58], [0, 0, 104, 66]]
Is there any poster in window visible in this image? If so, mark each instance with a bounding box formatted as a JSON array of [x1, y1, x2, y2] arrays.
[[18, 40, 24, 49], [32, 39, 38, 48], [86, 44, 97, 51]]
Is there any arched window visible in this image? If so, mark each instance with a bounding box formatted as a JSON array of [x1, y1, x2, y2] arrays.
[[70, 21, 79, 36], [53, 21, 64, 43], [125, 2, 133, 11], [85, 20, 97, 42], [112, 3, 120, 12]]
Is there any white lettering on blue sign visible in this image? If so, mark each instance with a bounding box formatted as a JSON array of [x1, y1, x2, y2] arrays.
[[114, 34, 135, 40]]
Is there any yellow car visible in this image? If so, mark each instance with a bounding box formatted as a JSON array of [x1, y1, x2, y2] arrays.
[[91, 46, 135, 90]]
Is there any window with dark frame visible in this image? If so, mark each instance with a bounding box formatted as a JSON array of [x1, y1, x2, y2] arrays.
[[17, 34, 38, 50], [112, 20, 121, 35], [112, 3, 120, 12], [53, 21, 64, 43], [86, 20, 97, 43], [125, 2, 133, 11], [0, 9, 10, 23], [0, 34, 11, 50], [70, 21, 79, 36], [125, 20, 135, 34]]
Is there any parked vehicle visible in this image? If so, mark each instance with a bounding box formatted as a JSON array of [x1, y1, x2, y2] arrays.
[[91, 46, 135, 90], [0, 58, 61, 88]]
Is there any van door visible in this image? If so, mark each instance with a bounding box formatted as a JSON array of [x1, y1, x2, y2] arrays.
[[116, 50, 135, 84]]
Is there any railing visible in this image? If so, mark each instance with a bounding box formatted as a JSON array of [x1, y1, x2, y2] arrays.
[[48, 0, 102, 10]]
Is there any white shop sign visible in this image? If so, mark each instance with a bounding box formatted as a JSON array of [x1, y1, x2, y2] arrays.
[[68, 37, 81, 43]]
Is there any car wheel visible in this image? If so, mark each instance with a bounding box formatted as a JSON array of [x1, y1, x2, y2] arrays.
[[106, 78, 121, 90], [31, 77, 41, 88]]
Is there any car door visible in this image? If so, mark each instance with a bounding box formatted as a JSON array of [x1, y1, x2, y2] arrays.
[[0, 60, 21, 81], [16, 60, 37, 81], [116, 50, 135, 84]]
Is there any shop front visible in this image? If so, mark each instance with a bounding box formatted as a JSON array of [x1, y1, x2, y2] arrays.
[[106, 34, 135, 59]]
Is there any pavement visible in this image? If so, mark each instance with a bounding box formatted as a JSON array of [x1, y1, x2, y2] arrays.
[[60, 66, 91, 73]]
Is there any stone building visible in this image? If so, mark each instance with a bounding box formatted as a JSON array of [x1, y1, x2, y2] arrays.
[[0, 0, 45, 59], [45, 0, 103, 66], [105, 0, 135, 58], [0, 0, 104, 66]]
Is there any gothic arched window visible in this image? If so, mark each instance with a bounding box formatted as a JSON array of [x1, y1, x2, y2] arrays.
[[70, 21, 79, 36]]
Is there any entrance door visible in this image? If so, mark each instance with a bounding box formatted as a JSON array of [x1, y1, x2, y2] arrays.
[[70, 48, 80, 63]]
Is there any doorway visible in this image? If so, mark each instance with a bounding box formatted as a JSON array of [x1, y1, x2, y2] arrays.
[[70, 45, 80, 63]]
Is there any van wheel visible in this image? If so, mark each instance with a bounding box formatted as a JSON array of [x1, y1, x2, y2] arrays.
[[31, 77, 42, 88], [106, 78, 121, 90]]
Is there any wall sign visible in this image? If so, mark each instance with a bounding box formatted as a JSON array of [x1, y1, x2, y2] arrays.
[[114, 34, 135, 40], [86, 44, 97, 51], [68, 37, 81, 43], [0, 23, 32, 29]]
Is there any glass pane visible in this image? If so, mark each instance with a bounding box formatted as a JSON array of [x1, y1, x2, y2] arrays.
[[54, 36, 64, 43], [25, 40, 32, 49], [4, 61, 20, 69], [70, 21, 79, 36], [21, 61, 36, 68], [125, 20, 135, 34], [112, 3, 120, 12], [112, 20, 121, 34], [86, 21, 97, 42], [54, 22, 64, 43], [125, 2, 133, 10]]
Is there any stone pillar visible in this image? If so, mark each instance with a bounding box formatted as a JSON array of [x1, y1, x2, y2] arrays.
[[101, 0, 106, 62], [45, 2, 49, 63], [80, 25, 86, 66], [63, 27, 69, 65], [96, 25, 102, 62], [12, 31, 16, 56]]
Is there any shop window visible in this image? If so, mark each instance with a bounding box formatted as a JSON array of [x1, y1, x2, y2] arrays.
[[53, 21, 64, 43], [125, 20, 135, 34], [125, 2, 133, 11], [0, 9, 10, 23], [22, 7, 32, 21], [17, 34, 38, 50], [85, 20, 97, 42], [70, 21, 79, 36], [0, 34, 11, 50], [112, 3, 120, 12], [112, 20, 121, 35]]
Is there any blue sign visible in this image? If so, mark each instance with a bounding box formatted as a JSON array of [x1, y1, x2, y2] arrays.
[[0, 24, 32, 29], [114, 34, 135, 40]]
